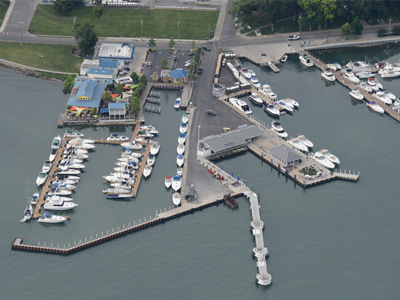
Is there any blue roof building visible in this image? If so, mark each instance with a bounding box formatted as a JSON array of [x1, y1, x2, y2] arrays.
[[99, 60, 119, 69], [67, 79, 107, 108], [170, 69, 188, 83]]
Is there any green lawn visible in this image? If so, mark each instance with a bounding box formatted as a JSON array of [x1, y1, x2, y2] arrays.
[[0, 3, 10, 24], [29, 5, 219, 39], [0, 42, 82, 73]]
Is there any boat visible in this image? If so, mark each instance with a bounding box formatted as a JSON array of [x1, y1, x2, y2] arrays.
[[174, 97, 182, 109], [383, 90, 396, 100], [179, 122, 188, 133], [116, 159, 139, 167], [140, 125, 159, 135], [178, 133, 186, 144], [366, 101, 385, 114], [47, 187, 73, 196], [30, 193, 39, 205], [177, 154, 184, 167], [36, 172, 48, 186], [54, 168, 81, 176], [355, 71, 375, 79], [150, 141, 160, 155], [285, 98, 299, 107], [391, 99, 400, 110], [49, 149, 58, 162], [46, 195, 74, 202], [59, 160, 85, 170], [51, 136, 62, 150], [42, 160, 52, 173], [368, 77, 383, 90], [182, 113, 190, 123], [44, 198, 78, 210], [346, 60, 370, 70], [248, 93, 263, 106], [279, 99, 294, 109], [171, 174, 182, 192], [38, 213, 68, 224], [20, 202, 33, 223], [297, 135, 313, 148], [359, 82, 373, 93], [63, 148, 88, 155], [147, 154, 155, 166], [121, 149, 142, 158], [107, 133, 129, 141], [288, 138, 309, 152], [380, 69, 400, 78], [51, 178, 77, 186], [62, 157, 84, 164], [240, 68, 256, 79], [177, 167, 183, 176], [121, 141, 143, 150], [229, 98, 253, 115], [263, 105, 280, 117], [321, 69, 336, 82], [54, 175, 80, 184], [271, 121, 288, 138], [177, 143, 185, 155], [327, 62, 341, 71], [343, 70, 360, 84], [67, 141, 95, 150], [143, 165, 153, 178], [114, 164, 138, 173], [105, 190, 133, 199], [299, 54, 313, 67], [135, 137, 153, 144], [311, 152, 335, 169], [374, 91, 392, 105], [349, 88, 364, 101], [103, 187, 132, 194], [260, 84, 277, 101], [103, 173, 135, 183], [165, 176, 172, 188], [277, 100, 293, 113], [107, 182, 132, 189], [318, 149, 340, 165], [69, 137, 95, 144], [51, 182, 76, 190], [64, 130, 84, 138], [250, 77, 261, 89], [172, 192, 181, 206], [137, 132, 154, 138], [280, 55, 288, 63]]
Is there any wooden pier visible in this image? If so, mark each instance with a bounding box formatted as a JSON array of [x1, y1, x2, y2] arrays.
[[267, 61, 280, 73], [130, 144, 150, 197]]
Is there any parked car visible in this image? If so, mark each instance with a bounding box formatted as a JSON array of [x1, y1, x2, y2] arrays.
[[121, 67, 130, 72], [198, 67, 203, 74], [188, 52, 195, 56], [206, 110, 217, 116], [287, 35, 300, 40], [202, 45, 211, 51]]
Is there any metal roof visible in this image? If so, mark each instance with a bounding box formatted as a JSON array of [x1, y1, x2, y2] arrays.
[[202, 125, 263, 153], [267, 144, 302, 163], [67, 79, 106, 108], [87, 68, 114, 75], [99, 60, 118, 69]]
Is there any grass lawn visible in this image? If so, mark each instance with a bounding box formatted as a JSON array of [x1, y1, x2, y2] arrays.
[[0, 42, 82, 73], [0, 3, 10, 24], [29, 5, 219, 40], [260, 19, 298, 35]]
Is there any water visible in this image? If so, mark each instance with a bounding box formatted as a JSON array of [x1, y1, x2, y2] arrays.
[[2, 44, 400, 299]]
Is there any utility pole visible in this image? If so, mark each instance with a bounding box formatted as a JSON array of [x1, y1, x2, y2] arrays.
[[209, 23, 210, 40], [178, 20, 180, 41], [389, 16, 393, 33], [19, 21, 24, 47], [141, 20, 143, 41], [299, 15, 302, 35]]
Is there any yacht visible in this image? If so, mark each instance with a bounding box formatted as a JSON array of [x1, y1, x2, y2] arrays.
[[64, 130, 84, 138], [51, 182, 76, 191], [250, 77, 261, 89], [178, 133, 186, 144], [107, 182, 132, 189], [38, 213, 68, 224], [383, 90, 396, 101], [260, 84, 277, 100], [179, 122, 188, 133], [366, 101, 385, 114], [30, 193, 39, 205], [51, 136, 62, 150], [47, 187, 73, 196], [346, 60, 370, 70], [165, 176, 172, 189], [42, 160, 52, 173], [359, 82, 373, 93], [277, 100, 293, 113], [177, 154, 184, 167], [55, 175, 80, 184], [44, 199, 77, 211], [297, 135, 314, 148], [143, 165, 153, 178], [271, 121, 288, 138], [391, 99, 400, 110], [177, 143, 185, 155], [20, 203, 33, 223], [349, 88, 364, 101], [147, 154, 155, 166], [285, 98, 299, 108], [121, 149, 142, 158], [327, 62, 341, 71], [150, 141, 160, 155], [374, 91, 392, 105], [171, 175, 182, 192], [177, 167, 183, 176], [174, 97, 182, 109], [380, 69, 400, 78], [368, 77, 383, 90], [54, 168, 81, 176], [69, 137, 95, 144], [46, 195, 74, 203], [288, 138, 309, 152], [64, 148, 88, 155], [107, 134, 129, 141], [36, 172, 48, 186], [299, 54, 314, 67], [62, 157, 83, 164], [343, 70, 360, 84], [263, 105, 280, 117], [116, 159, 139, 167], [321, 69, 336, 81], [103, 173, 135, 183], [138, 132, 154, 138], [117, 156, 139, 163], [103, 187, 132, 195], [172, 192, 181, 206], [229, 98, 252, 115], [355, 71, 375, 79], [59, 160, 85, 170], [114, 164, 138, 174], [49, 149, 58, 162], [106, 191, 134, 199], [121, 141, 143, 150], [311, 152, 335, 169], [67, 141, 95, 150], [182, 113, 190, 123], [140, 125, 159, 135], [51, 178, 77, 186], [248, 93, 263, 106], [318, 149, 340, 165]]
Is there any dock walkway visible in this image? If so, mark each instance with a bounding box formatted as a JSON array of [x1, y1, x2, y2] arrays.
[[267, 61, 280, 73]]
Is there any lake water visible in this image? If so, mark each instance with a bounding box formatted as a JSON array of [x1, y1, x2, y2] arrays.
[[2, 44, 400, 299]]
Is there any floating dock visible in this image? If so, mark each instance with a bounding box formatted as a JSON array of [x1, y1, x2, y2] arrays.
[[267, 61, 280, 73]]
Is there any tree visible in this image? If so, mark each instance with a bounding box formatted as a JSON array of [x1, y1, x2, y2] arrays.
[[53, 0, 74, 15], [392, 26, 400, 35], [168, 37, 175, 49], [187, 73, 196, 82], [148, 37, 156, 48], [102, 90, 112, 102], [74, 21, 98, 55], [350, 17, 363, 35], [298, 0, 324, 30], [91, 107, 97, 115], [115, 83, 124, 94], [92, 5, 103, 22], [377, 28, 388, 36], [94, 0, 102, 6], [191, 40, 196, 49], [160, 57, 168, 69], [130, 71, 139, 83], [321, 0, 337, 29], [139, 75, 148, 86], [341, 22, 351, 36], [130, 97, 140, 114]]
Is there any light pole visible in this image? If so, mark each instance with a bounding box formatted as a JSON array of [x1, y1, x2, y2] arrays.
[[198, 125, 201, 142], [389, 16, 393, 33], [19, 21, 24, 47], [141, 20, 143, 41], [178, 20, 180, 41], [298, 15, 302, 34]]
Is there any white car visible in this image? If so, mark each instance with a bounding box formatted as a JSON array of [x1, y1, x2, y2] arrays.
[[288, 35, 300, 40]]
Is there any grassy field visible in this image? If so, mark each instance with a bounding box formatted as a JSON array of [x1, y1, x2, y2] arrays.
[[29, 5, 219, 39], [0, 42, 82, 73], [0, 3, 10, 24]]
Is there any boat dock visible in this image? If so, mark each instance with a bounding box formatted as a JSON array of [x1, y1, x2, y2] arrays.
[[267, 61, 280, 73], [130, 144, 150, 197]]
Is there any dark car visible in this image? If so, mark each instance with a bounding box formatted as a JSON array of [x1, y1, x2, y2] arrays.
[[198, 67, 203, 74], [188, 52, 195, 56], [121, 67, 130, 72], [206, 110, 217, 116], [202, 45, 211, 51]]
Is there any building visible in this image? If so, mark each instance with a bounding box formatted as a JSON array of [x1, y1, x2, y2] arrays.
[[108, 103, 127, 119], [67, 79, 107, 109], [80, 59, 100, 75], [160, 69, 171, 82], [99, 60, 120, 69], [170, 69, 188, 83], [266, 144, 303, 167], [98, 43, 135, 61], [87, 68, 116, 83]]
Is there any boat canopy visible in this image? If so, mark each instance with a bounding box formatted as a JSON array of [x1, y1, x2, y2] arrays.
[[173, 175, 181, 180], [179, 133, 186, 138], [43, 213, 51, 218], [178, 154, 184, 159]]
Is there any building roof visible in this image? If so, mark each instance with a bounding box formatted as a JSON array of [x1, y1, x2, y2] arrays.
[[170, 69, 188, 79], [87, 68, 114, 76], [67, 79, 106, 108], [202, 125, 263, 153], [267, 144, 302, 163], [98, 43, 135, 59], [108, 103, 126, 109], [99, 60, 118, 69]]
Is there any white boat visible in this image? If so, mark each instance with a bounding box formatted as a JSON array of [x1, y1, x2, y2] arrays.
[[311, 152, 335, 169], [280, 55, 288, 63], [178, 133, 186, 144], [107, 133, 129, 141], [64, 148, 88, 155], [116, 159, 139, 167], [299, 54, 313, 67], [366, 101, 385, 114], [297, 135, 314, 148], [54, 168, 81, 175], [171, 175, 182, 192], [346, 60, 370, 69], [182, 113, 190, 123], [349, 88, 364, 101], [355, 71, 375, 79], [318, 149, 340, 165], [121, 149, 142, 157], [138, 132, 154, 138], [42, 160, 52, 173], [109, 171, 135, 179], [20, 203, 33, 223], [107, 182, 132, 189], [177, 167, 183, 176], [69, 137, 95, 144], [67, 141, 95, 150], [46, 195, 74, 202], [51, 136, 62, 150], [359, 82, 373, 93], [103, 187, 132, 194], [30, 193, 39, 205], [165, 176, 172, 188], [117, 156, 139, 163], [380, 69, 400, 78], [263, 105, 280, 116], [64, 130, 84, 138], [114, 164, 138, 173], [177, 154, 184, 167], [260, 84, 277, 101], [51, 182, 76, 190], [229, 98, 252, 115], [36, 172, 48, 186], [177, 143, 185, 155], [179, 122, 188, 133], [391, 99, 400, 110], [174, 97, 182, 109], [38, 213, 67, 224], [288, 138, 308, 152], [103, 174, 135, 183], [383, 90, 396, 100], [343, 70, 360, 84], [59, 160, 85, 170], [147, 154, 155, 166], [321, 69, 336, 81], [374, 91, 392, 105], [277, 100, 293, 113], [105, 190, 133, 199], [250, 77, 261, 89], [248, 93, 263, 105], [285, 98, 299, 107], [143, 165, 153, 178], [150, 141, 160, 155], [279, 99, 294, 109], [121, 141, 143, 150], [51, 178, 77, 186], [327, 62, 341, 71], [271, 121, 288, 138], [140, 125, 159, 135], [47, 187, 72, 196], [49, 149, 58, 162], [55, 175, 80, 182], [61, 157, 83, 164], [44, 198, 77, 210], [368, 77, 383, 90], [135, 137, 152, 144], [172, 192, 181, 206]]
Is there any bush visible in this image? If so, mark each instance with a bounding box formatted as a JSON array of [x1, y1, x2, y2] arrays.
[[377, 28, 388, 36], [392, 26, 400, 35]]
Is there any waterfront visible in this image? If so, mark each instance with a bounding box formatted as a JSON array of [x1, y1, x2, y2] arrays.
[[2, 43, 400, 299]]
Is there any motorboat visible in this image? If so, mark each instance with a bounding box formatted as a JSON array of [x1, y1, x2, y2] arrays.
[[248, 93, 263, 106], [297, 135, 314, 148], [177, 167, 183, 176], [63, 152, 88, 160], [54, 168, 81, 176], [42, 160, 52, 173], [346, 60, 370, 69], [177, 143, 185, 155], [103, 173, 135, 183], [299, 54, 313, 67], [263, 105, 280, 117], [117, 156, 139, 163], [240, 68, 256, 79], [271, 121, 288, 138], [280, 55, 288, 63], [135, 137, 152, 144], [391, 99, 400, 110], [103, 187, 132, 194], [47, 187, 72, 196], [105, 190, 133, 199], [114, 164, 138, 173], [171, 175, 182, 192], [67, 141, 95, 150], [229, 98, 252, 115], [150, 141, 160, 155], [51, 182, 76, 191], [383, 90, 396, 101], [30, 193, 39, 205], [179, 122, 188, 133], [260, 84, 277, 101], [44, 198, 78, 210], [46, 195, 74, 202], [343, 70, 360, 84], [59, 160, 85, 170], [121, 141, 143, 150], [107, 133, 129, 141], [288, 138, 308, 152], [49, 149, 58, 162], [349, 88, 364, 101], [116, 159, 139, 167], [55, 175, 80, 183], [327, 62, 341, 71], [368, 77, 383, 90], [366, 101, 385, 114], [165, 176, 172, 188], [64, 148, 88, 155], [311, 152, 335, 169], [107, 182, 132, 189], [62, 157, 83, 164], [380, 69, 400, 78], [51, 178, 77, 186], [147, 154, 155, 166], [177, 154, 184, 167], [182, 113, 190, 123], [64, 130, 84, 138], [174, 97, 182, 109], [121, 149, 142, 158], [143, 165, 153, 178], [109, 171, 135, 179], [138, 132, 154, 138], [178, 133, 186, 144], [250, 77, 261, 89], [359, 82, 373, 93], [38, 213, 68, 224], [374, 91, 392, 105], [321, 69, 336, 81], [36, 172, 48, 186], [140, 125, 159, 135], [20, 203, 33, 223], [285, 98, 299, 108], [277, 100, 293, 113], [51, 136, 62, 149], [279, 99, 294, 109], [355, 71, 375, 79], [318, 149, 340, 165], [172, 192, 181, 206], [69, 137, 95, 144]]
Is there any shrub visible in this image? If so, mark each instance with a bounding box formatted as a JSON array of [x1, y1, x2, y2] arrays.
[[377, 28, 388, 36], [392, 26, 400, 35]]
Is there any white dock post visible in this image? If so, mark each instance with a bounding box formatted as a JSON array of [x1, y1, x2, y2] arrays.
[[85, 238, 87, 242], [38, 242, 40, 246], [57, 244, 59, 248], [68, 243, 70, 247], [144, 217, 146, 221], [51, 243, 52, 247], [134, 221, 136, 225], [90, 235, 92, 240], [139, 219, 141, 223], [44, 242, 46, 246]]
